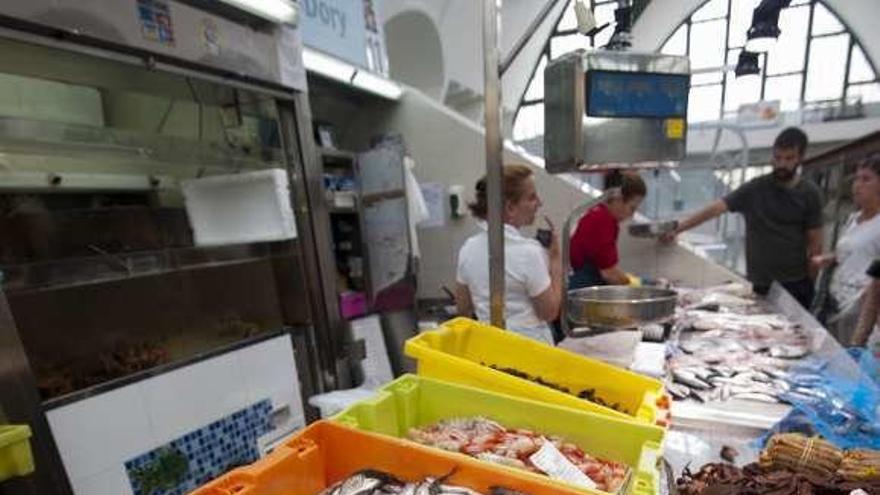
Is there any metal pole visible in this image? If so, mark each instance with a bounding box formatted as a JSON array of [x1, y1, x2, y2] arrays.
[[483, 0, 505, 328]]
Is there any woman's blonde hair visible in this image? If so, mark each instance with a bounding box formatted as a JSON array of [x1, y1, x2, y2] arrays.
[[468, 164, 534, 220]]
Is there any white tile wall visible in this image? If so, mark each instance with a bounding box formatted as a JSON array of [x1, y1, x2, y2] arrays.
[[237, 337, 302, 417], [46, 334, 303, 495], [140, 351, 250, 442], [70, 466, 134, 495], [47, 386, 153, 481]]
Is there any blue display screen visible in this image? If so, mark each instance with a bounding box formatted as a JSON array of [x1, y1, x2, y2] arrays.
[[586, 71, 690, 118]]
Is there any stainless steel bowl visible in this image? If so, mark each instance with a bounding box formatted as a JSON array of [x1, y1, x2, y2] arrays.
[[628, 220, 678, 238], [567, 286, 677, 329]]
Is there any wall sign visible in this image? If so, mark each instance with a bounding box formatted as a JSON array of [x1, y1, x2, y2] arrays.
[[300, 0, 388, 75], [137, 0, 175, 45]]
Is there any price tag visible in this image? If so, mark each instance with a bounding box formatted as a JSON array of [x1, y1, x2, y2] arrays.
[[529, 439, 597, 490]]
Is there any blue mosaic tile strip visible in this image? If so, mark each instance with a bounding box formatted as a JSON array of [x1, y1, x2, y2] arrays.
[[125, 400, 273, 495]]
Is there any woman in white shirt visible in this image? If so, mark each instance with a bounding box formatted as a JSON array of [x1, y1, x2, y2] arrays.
[[814, 155, 880, 342], [455, 164, 562, 344]]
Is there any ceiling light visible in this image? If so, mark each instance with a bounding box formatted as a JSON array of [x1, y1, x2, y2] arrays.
[[303, 48, 402, 100], [735, 51, 761, 77], [218, 0, 298, 24], [745, 0, 790, 52], [351, 70, 403, 100], [302, 48, 356, 84]]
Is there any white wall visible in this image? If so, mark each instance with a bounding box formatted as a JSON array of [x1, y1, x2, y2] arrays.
[[378, 0, 565, 128]]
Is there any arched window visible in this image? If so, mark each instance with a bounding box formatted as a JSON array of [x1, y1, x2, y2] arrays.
[[513, 0, 879, 141], [513, 0, 620, 143], [661, 0, 879, 123]]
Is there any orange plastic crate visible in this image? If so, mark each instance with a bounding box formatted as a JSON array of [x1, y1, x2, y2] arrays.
[[192, 421, 592, 495]]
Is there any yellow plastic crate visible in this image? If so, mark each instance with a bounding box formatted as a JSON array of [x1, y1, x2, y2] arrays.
[[334, 374, 664, 495], [0, 425, 34, 482], [404, 318, 666, 424]]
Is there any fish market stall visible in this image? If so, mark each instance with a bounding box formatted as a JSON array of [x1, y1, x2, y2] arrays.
[[667, 282, 841, 429]]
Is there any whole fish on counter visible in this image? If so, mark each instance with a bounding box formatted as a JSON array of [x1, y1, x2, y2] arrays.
[[318, 469, 527, 495], [668, 285, 814, 406]]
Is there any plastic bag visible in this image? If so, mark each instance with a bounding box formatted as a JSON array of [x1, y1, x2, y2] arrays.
[[760, 350, 880, 450], [848, 347, 880, 385]]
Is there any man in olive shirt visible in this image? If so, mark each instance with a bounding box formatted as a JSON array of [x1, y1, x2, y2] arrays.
[[663, 127, 824, 308]]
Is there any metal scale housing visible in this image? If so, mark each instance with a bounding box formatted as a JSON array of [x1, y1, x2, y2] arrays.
[[544, 50, 691, 173]]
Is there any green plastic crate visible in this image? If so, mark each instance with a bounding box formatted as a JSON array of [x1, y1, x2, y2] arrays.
[[333, 374, 664, 495], [0, 425, 34, 482]]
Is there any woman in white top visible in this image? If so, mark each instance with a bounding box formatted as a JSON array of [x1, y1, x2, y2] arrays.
[[455, 164, 562, 344], [814, 155, 880, 342]]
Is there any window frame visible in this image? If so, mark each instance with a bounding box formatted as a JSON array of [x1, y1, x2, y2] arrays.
[[513, 0, 879, 137], [513, 0, 619, 141]]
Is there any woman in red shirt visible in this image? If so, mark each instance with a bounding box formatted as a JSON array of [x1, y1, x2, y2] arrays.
[[569, 174, 647, 288]]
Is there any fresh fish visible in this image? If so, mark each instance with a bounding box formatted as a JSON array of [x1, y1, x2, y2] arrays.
[[757, 366, 790, 380], [772, 379, 791, 392], [787, 386, 827, 399], [667, 382, 691, 400], [679, 340, 708, 354], [787, 374, 825, 387], [676, 366, 714, 381], [324, 470, 394, 495], [768, 344, 809, 359], [710, 366, 736, 378], [322, 470, 494, 495], [690, 389, 711, 403], [719, 384, 732, 401], [490, 489, 531, 495], [673, 369, 713, 390], [440, 486, 482, 495], [729, 384, 777, 396], [414, 478, 438, 495], [708, 376, 739, 386], [731, 392, 781, 403], [742, 371, 772, 383], [743, 341, 769, 353]]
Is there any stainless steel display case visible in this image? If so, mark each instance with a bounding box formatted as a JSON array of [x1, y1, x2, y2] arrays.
[[0, 6, 341, 493]]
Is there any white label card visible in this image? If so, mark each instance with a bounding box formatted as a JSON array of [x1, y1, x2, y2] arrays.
[[529, 439, 598, 490]]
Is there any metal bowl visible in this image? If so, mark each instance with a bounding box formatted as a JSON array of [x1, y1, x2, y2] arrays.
[[567, 286, 677, 329], [628, 220, 678, 238]]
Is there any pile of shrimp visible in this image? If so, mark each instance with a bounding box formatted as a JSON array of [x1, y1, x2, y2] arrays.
[[408, 417, 628, 493]]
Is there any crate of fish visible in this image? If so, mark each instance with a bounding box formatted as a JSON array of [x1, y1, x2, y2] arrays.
[[334, 374, 665, 495], [190, 420, 592, 495], [405, 318, 667, 425]]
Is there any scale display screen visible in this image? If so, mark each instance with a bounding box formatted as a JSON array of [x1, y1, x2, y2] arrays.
[[585, 70, 690, 118]]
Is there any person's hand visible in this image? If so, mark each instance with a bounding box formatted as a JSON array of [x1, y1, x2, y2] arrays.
[[543, 216, 561, 259], [659, 229, 678, 244], [810, 253, 835, 270]]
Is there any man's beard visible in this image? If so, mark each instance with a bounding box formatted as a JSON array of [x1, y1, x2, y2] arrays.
[[773, 167, 797, 182]]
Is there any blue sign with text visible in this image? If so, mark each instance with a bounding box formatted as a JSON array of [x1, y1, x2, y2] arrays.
[[586, 71, 690, 118], [300, 0, 369, 68]]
